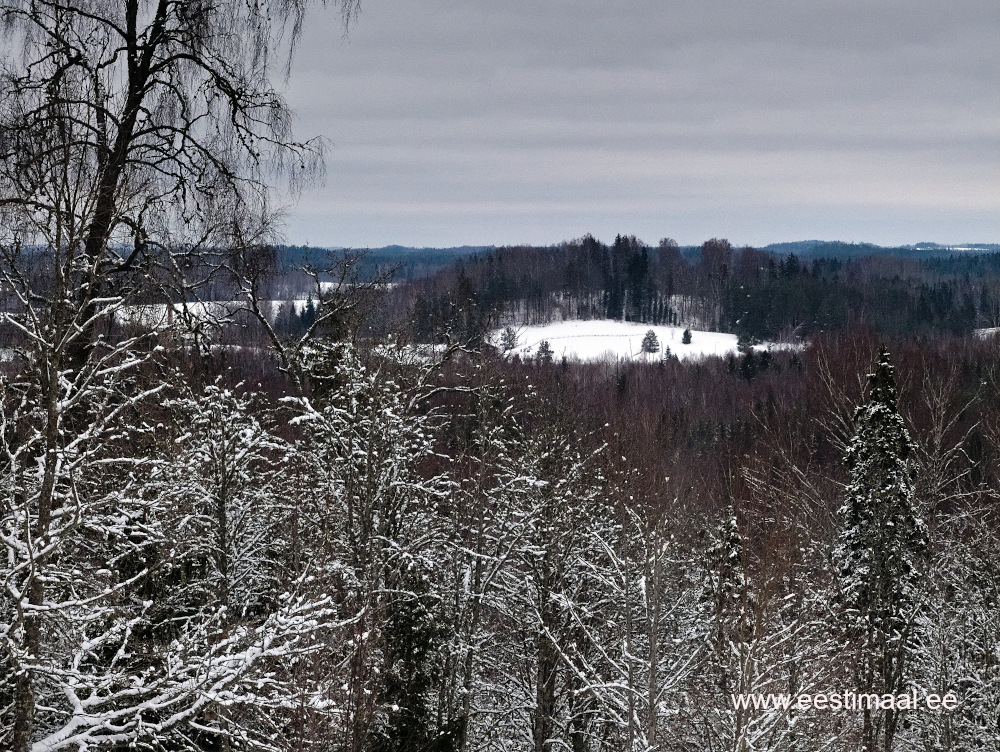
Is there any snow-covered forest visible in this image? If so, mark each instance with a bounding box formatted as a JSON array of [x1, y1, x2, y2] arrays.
[[2, 2, 1000, 751], [6, 240, 1000, 750]]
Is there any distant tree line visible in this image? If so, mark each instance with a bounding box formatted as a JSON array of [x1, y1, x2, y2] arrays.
[[274, 245, 494, 283], [388, 236, 1000, 344]]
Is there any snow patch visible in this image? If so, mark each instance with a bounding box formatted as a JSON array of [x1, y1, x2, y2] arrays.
[[493, 321, 742, 362]]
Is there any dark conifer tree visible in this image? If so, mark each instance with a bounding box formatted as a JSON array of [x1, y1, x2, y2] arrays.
[[835, 347, 928, 752], [302, 296, 318, 330], [641, 329, 660, 354], [536, 340, 554, 363], [373, 563, 456, 752]]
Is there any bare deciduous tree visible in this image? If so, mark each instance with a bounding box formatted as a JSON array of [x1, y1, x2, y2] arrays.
[[0, 2, 358, 750]]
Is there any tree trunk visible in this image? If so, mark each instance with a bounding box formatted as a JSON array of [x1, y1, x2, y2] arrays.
[[533, 596, 558, 752], [646, 542, 662, 748], [12, 347, 62, 752]]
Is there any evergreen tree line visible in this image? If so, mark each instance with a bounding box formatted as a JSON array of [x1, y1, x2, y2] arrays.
[[273, 297, 321, 335], [389, 237, 1000, 344]]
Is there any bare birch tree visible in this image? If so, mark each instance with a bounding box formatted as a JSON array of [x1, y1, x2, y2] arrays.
[[0, 1, 358, 749]]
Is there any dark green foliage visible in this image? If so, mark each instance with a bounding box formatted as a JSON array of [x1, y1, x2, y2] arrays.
[[401, 239, 1000, 343], [409, 271, 498, 346], [275, 245, 493, 282], [723, 255, 991, 340], [499, 325, 519, 351], [536, 339, 554, 362], [641, 329, 659, 353], [703, 511, 751, 656], [273, 297, 325, 336], [836, 348, 929, 752], [372, 564, 458, 752], [301, 297, 318, 330]]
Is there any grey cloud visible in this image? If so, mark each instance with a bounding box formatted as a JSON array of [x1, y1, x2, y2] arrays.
[[280, 0, 999, 247]]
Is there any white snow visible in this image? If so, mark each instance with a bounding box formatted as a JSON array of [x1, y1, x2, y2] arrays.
[[268, 298, 322, 318], [117, 299, 317, 330], [493, 320, 743, 362]]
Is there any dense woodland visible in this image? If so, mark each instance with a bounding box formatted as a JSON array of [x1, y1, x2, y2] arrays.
[[3, 1, 1000, 751], [5, 238, 1000, 751], [388, 236, 1000, 346]]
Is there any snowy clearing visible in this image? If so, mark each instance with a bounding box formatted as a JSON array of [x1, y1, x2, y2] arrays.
[[492, 320, 795, 362], [116, 299, 320, 330]]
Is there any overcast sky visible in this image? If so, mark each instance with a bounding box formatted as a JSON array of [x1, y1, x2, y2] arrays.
[[280, 0, 999, 248]]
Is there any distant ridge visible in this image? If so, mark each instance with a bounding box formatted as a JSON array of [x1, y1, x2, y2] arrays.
[[761, 240, 1000, 259], [275, 244, 494, 281], [365, 244, 494, 255], [276, 243, 493, 258], [274, 240, 1000, 271]]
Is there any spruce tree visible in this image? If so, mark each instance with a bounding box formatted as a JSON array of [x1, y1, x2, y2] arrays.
[[301, 296, 318, 330], [694, 511, 757, 751], [373, 563, 454, 752], [835, 347, 928, 752], [536, 340, 554, 363], [641, 329, 660, 354], [499, 325, 519, 352]]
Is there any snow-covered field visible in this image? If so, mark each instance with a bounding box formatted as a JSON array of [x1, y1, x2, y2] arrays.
[[116, 299, 318, 329], [493, 320, 797, 362]]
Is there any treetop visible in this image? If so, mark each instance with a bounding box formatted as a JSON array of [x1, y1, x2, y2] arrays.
[[867, 346, 898, 408]]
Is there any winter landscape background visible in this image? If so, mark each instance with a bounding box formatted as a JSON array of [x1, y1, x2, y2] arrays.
[[2, 1, 999, 752]]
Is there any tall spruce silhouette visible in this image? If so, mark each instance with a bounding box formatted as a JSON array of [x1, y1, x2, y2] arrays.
[[836, 347, 928, 752]]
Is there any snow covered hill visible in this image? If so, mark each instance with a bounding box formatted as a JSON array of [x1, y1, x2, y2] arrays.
[[492, 320, 750, 362]]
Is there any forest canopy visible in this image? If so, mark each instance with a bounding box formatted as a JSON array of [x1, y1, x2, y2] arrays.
[[1, 2, 999, 751]]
